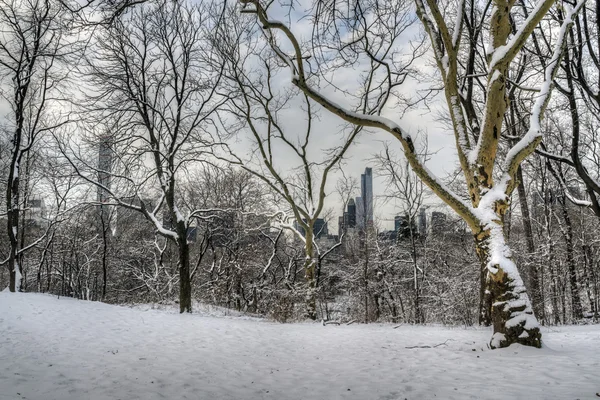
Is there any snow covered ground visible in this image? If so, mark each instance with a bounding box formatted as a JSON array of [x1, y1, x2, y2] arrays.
[[1, 293, 598, 400]]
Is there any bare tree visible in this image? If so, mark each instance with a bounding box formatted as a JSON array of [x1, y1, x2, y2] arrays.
[[60, 0, 225, 312], [0, 0, 73, 292], [215, 8, 381, 319], [238, 0, 587, 347], [373, 140, 429, 322]]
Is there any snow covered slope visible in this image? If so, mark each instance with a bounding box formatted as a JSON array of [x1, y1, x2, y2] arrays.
[[0, 293, 598, 400]]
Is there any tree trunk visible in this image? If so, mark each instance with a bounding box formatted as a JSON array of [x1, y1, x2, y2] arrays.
[[303, 230, 318, 320], [304, 256, 317, 320], [582, 244, 597, 316], [476, 241, 492, 326], [560, 200, 583, 320], [516, 167, 544, 321], [100, 206, 110, 301], [178, 231, 192, 314], [410, 229, 422, 323], [475, 228, 542, 349], [6, 165, 21, 293]]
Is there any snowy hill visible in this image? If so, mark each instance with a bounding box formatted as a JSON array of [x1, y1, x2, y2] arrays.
[[0, 293, 598, 399]]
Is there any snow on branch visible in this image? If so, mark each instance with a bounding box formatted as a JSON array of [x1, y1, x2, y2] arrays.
[[489, 0, 557, 69], [502, 0, 587, 194], [239, 0, 481, 230]]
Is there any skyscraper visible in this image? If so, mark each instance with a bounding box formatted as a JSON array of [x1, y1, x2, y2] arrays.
[[97, 133, 113, 204], [431, 211, 447, 234], [294, 218, 329, 239], [355, 196, 364, 229], [360, 167, 373, 227], [418, 207, 427, 236], [346, 198, 356, 228]]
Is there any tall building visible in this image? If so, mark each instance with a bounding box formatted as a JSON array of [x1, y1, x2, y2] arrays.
[[418, 207, 427, 236], [314, 218, 328, 238], [339, 198, 357, 235], [97, 134, 113, 204], [294, 218, 328, 239], [361, 167, 374, 227], [346, 198, 356, 228], [25, 197, 46, 227], [394, 215, 403, 233], [431, 211, 447, 234], [355, 196, 364, 229], [394, 214, 416, 239]]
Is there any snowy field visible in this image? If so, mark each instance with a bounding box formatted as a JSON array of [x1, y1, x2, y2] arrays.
[[1, 293, 599, 400]]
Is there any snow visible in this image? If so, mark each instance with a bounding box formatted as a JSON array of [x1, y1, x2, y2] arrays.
[[1, 293, 600, 400], [451, 0, 465, 48], [502, 0, 585, 175]]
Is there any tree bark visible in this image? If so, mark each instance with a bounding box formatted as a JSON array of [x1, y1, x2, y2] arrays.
[[6, 161, 21, 293], [560, 200, 583, 320], [516, 167, 544, 321], [177, 221, 192, 314], [304, 257, 317, 320], [475, 228, 542, 349]]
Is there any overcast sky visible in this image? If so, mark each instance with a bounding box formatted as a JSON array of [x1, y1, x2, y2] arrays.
[[0, 1, 462, 233]]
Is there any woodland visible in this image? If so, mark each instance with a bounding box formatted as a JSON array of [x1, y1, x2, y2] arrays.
[[1, 0, 600, 351]]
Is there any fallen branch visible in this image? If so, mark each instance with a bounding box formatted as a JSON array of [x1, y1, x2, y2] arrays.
[[405, 339, 453, 349]]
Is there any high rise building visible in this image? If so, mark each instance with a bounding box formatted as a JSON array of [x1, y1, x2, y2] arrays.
[[394, 214, 416, 239], [418, 207, 427, 236], [355, 196, 364, 229], [294, 218, 329, 239], [346, 198, 356, 228], [431, 211, 447, 234], [361, 167, 374, 227], [340, 198, 357, 235], [394, 215, 403, 233], [314, 218, 328, 238], [97, 134, 113, 204]]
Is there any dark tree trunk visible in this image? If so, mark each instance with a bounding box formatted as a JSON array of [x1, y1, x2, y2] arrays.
[[100, 206, 110, 301], [516, 166, 544, 321], [178, 235, 192, 313], [560, 200, 584, 320]]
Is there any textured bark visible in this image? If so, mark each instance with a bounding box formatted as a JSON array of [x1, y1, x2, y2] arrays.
[[476, 238, 492, 326], [476, 231, 542, 349], [99, 206, 110, 301], [6, 164, 21, 293], [560, 201, 583, 320], [177, 219, 192, 314], [488, 269, 542, 348], [304, 234, 317, 320], [304, 258, 317, 320], [178, 242, 192, 314], [516, 167, 544, 321]]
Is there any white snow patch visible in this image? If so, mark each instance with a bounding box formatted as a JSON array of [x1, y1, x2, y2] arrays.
[[1, 293, 599, 399]]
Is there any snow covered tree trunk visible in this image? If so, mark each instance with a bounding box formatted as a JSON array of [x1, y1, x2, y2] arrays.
[[476, 242, 492, 327], [475, 224, 542, 349], [6, 146, 22, 293]]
